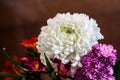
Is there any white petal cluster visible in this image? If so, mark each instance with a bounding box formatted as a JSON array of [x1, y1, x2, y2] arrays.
[[37, 13, 104, 67]]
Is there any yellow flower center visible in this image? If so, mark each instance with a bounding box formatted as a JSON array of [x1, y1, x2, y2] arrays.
[[61, 26, 75, 34], [60, 25, 78, 44], [32, 64, 39, 70]]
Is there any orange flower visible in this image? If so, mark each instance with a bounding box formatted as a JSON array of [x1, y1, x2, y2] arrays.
[[20, 37, 37, 50]]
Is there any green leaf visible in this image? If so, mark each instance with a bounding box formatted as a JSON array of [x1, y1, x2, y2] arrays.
[[44, 53, 60, 80], [26, 47, 37, 57], [2, 48, 24, 72], [0, 72, 20, 80], [113, 54, 120, 80], [21, 76, 26, 80], [44, 53, 54, 73], [51, 70, 57, 80]]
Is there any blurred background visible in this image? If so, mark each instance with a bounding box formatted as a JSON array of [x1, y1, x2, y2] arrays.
[[0, 0, 120, 71]]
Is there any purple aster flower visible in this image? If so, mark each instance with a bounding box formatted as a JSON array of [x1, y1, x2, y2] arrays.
[[74, 44, 117, 80], [93, 44, 117, 65]]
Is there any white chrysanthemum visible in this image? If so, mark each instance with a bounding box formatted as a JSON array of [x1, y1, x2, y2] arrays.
[[37, 13, 104, 67]]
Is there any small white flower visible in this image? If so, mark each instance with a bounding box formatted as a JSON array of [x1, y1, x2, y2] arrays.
[[37, 13, 104, 67]]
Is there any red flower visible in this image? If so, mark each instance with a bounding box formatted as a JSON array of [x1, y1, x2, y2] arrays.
[[3, 78, 13, 80], [13, 56, 46, 72], [2, 61, 15, 74], [3, 60, 22, 74], [50, 58, 71, 79], [2, 61, 20, 80], [20, 37, 37, 50]]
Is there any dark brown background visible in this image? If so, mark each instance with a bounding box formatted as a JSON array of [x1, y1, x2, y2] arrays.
[[0, 0, 120, 72]]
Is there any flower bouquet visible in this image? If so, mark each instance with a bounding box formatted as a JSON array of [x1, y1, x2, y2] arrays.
[[0, 13, 120, 80]]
